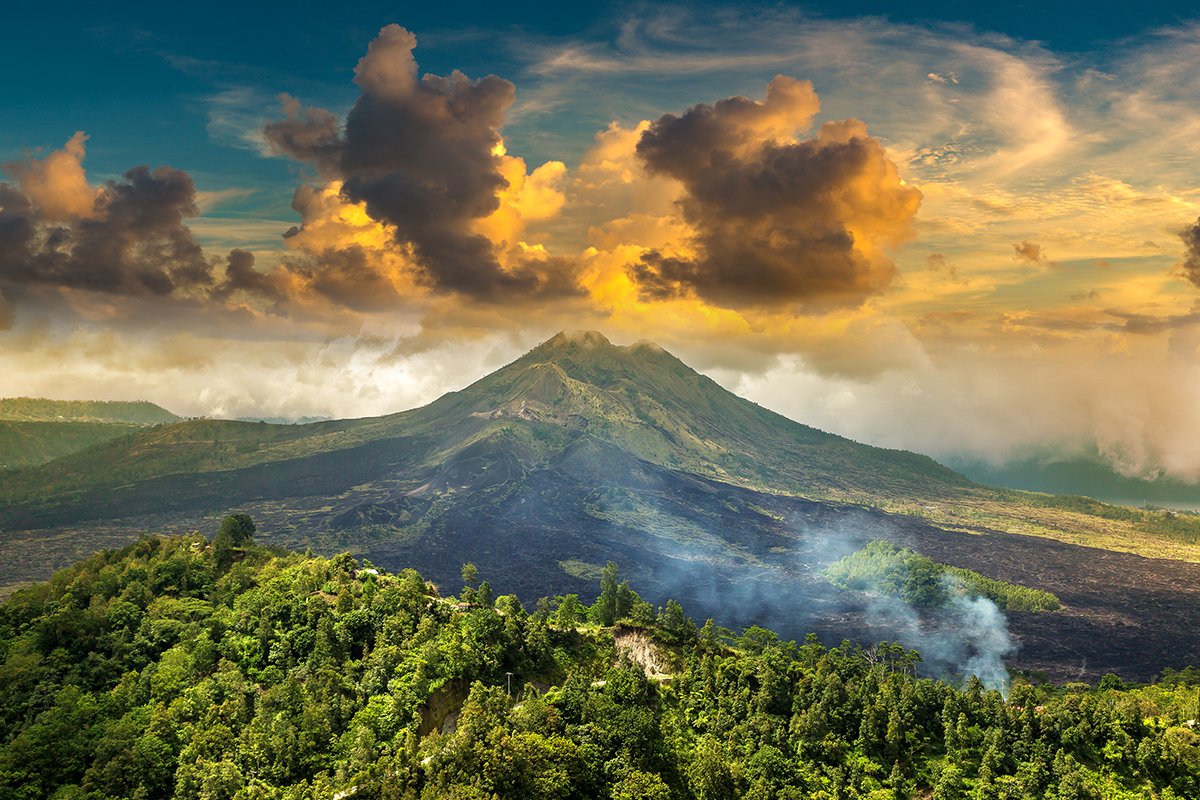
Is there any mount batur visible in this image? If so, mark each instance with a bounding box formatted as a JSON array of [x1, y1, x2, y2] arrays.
[[3, 331, 1199, 681]]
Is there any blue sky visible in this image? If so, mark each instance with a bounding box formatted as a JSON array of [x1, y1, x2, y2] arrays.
[[4, 1, 1195, 197]]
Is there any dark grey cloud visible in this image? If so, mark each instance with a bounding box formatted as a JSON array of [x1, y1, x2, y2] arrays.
[[212, 249, 281, 302], [0, 165, 212, 296], [264, 24, 580, 302], [629, 77, 921, 309], [263, 96, 342, 174], [1012, 240, 1048, 266], [1181, 217, 1200, 289], [285, 246, 402, 312]]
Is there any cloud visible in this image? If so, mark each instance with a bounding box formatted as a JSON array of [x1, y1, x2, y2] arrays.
[[1104, 305, 1200, 336], [194, 187, 256, 213], [204, 87, 275, 154], [926, 72, 958, 85], [728, 325, 1200, 484], [263, 94, 342, 172], [0, 138, 214, 297], [4, 132, 97, 221], [266, 181, 432, 312], [628, 76, 921, 309], [1012, 240, 1049, 266], [1181, 217, 1200, 288], [925, 252, 961, 282], [964, 44, 1072, 177], [6, 16, 1200, 488], [264, 24, 581, 302], [0, 323, 531, 422], [211, 249, 281, 302], [287, 246, 405, 312]]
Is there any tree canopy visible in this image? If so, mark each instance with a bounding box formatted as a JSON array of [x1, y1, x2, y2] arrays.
[[0, 524, 1196, 799]]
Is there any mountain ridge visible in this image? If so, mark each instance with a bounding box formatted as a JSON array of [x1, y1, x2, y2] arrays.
[[0, 330, 971, 509], [0, 397, 179, 424], [0, 398, 182, 469]]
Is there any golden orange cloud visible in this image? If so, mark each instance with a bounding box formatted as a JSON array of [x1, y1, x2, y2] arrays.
[[6, 132, 98, 221]]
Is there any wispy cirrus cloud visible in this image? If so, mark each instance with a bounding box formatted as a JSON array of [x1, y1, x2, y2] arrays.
[[203, 87, 277, 154]]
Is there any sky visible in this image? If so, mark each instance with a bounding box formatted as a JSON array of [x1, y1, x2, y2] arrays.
[[3, 1, 1200, 482]]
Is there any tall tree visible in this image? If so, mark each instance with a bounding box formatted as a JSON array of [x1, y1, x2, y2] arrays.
[[213, 513, 255, 569], [592, 561, 620, 627]]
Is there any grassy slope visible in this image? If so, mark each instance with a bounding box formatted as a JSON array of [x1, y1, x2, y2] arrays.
[[0, 421, 142, 469], [0, 399, 181, 469], [881, 490, 1200, 563]]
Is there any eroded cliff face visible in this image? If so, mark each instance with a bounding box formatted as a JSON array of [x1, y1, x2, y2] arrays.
[[614, 627, 673, 679]]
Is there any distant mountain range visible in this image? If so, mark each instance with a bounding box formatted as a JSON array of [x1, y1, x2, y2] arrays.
[[948, 455, 1200, 510], [3, 331, 1200, 679]]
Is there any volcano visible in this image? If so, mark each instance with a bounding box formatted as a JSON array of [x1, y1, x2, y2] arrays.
[[0, 329, 970, 532], [4, 330, 1200, 680]]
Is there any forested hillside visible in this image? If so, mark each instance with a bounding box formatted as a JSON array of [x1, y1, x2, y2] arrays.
[[0, 421, 141, 470], [825, 541, 1062, 612], [1, 520, 1198, 799]]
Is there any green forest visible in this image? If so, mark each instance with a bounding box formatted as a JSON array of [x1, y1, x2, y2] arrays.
[[1, 518, 1198, 799], [825, 540, 1062, 612]]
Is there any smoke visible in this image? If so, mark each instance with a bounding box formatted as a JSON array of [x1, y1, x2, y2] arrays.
[[946, 588, 1014, 692], [842, 564, 1016, 693], [811, 531, 1015, 693], [575, 469, 1014, 691]]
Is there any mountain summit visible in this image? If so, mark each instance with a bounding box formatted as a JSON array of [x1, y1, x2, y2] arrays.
[[428, 330, 968, 499]]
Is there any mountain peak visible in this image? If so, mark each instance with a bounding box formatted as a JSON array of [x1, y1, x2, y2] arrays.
[[531, 330, 677, 367], [516, 330, 690, 390], [538, 330, 614, 351]]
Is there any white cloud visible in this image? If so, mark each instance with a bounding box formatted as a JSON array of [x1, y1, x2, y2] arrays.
[[203, 87, 276, 154]]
